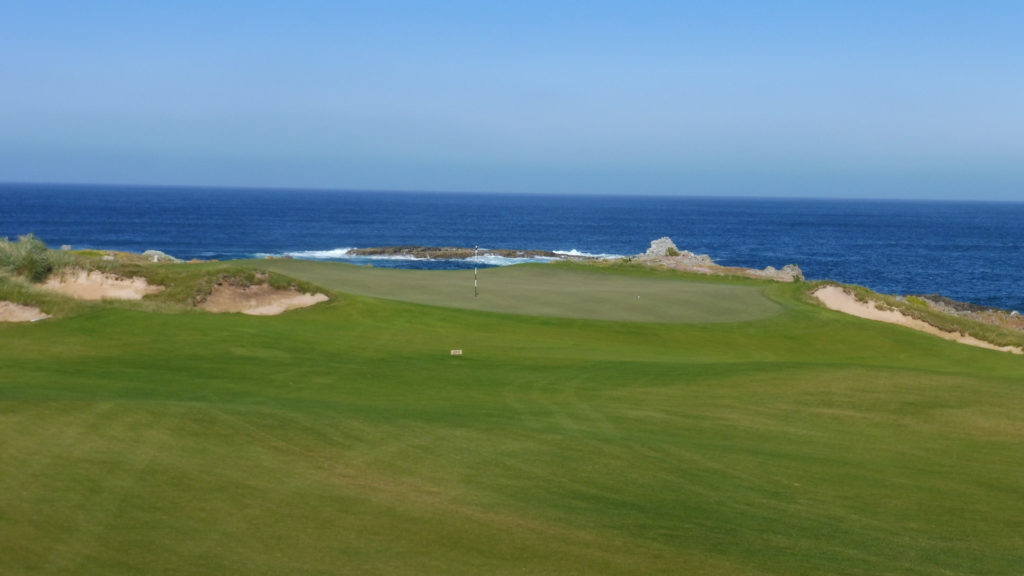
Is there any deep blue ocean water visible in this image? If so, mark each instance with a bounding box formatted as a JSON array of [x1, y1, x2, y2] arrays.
[[2, 183, 1022, 311]]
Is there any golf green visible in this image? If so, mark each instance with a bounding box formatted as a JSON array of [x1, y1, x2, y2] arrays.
[[263, 260, 783, 323]]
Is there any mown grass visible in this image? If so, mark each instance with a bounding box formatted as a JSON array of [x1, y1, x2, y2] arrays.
[[1, 261, 1022, 575], [262, 259, 782, 323]]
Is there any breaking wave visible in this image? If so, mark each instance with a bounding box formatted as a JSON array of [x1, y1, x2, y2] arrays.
[[279, 248, 354, 259], [255, 246, 623, 269], [554, 249, 626, 259], [466, 253, 557, 266]]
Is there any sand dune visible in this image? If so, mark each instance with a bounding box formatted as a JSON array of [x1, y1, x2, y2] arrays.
[[44, 269, 164, 300], [198, 283, 328, 315], [0, 301, 49, 322], [814, 285, 1022, 355]]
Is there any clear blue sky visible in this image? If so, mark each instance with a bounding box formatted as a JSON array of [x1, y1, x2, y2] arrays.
[[1, 1, 1022, 199]]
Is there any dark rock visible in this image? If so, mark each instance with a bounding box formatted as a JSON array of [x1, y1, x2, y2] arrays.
[[350, 246, 562, 259]]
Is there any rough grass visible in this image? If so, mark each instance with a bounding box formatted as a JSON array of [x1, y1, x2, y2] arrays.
[[810, 281, 1024, 349], [0, 275, 81, 317], [0, 254, 328, 318], [1, 262, 1022, 575], [0, 234, 53, 282]]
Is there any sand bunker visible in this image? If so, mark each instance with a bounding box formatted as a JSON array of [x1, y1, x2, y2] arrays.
[[814, 285, 1022, 355], [0, 301, 50, 323], [44, 269, 164, 300], [199, 283, 328, 316]]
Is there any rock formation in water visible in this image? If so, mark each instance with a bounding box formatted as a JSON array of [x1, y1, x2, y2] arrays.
[[635, 237, 803, 282], [350, 246, 563, 259], [143, 250, 181, 263], [749, 264, 805, 282], [644, 237, 679, 257], [641, 237, 716, 266]]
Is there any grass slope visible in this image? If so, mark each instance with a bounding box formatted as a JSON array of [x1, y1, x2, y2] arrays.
[[1, 263, 1022, 575]]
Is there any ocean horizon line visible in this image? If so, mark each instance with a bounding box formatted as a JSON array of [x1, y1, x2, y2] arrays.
[[3, 180, 1021, 205]]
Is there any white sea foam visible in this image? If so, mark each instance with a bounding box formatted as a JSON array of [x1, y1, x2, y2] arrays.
[[259, 247, 619, 267], [261, 248, 435, 262], [282, 248, 354, 259], [467, 253, 557, 266], [554, 249, 625, 259], [353, 254, 432, 261]]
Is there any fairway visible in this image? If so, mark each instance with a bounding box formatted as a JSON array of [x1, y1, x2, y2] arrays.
[[262, 259, 782, 323], [2, 262, 1023, 575]]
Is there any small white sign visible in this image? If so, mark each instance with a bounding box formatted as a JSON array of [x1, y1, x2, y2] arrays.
[[450, 349, 463, 356]]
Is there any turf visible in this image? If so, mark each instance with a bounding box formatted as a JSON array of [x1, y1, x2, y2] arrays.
[[1, 263, 1022, 575], [261, 259, 782, 323]]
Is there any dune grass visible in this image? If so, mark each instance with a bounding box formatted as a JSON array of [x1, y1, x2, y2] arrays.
[[1, 262, 1022, 575], [0, 234, 54, 282], [813, 281, 1024, 349], [0, 255, 327, 318]]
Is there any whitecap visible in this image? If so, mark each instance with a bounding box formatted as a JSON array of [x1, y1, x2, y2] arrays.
[[467, 254, 558, 266], [553, 249, 625, 259], [258, 246, 618, 268], [282, 248, 354, 259]]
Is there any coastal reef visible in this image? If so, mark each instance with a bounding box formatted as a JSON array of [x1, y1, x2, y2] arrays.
[[634, 237, 804, 282], [349, 246, 562, 259], [331, 238, 805, 283], [908, 294, 1024, 332]]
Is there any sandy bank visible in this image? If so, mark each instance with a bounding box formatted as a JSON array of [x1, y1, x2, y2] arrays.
[[0, 301, 50, 322], [199, 283, 328, 315], [44, 269, 164, 300], [814, 285, 1022, 355]]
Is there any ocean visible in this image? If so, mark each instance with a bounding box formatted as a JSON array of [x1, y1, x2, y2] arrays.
[[2, 183, 1022, 311]]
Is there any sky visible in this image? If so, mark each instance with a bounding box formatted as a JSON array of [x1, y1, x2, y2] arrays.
[[1, 1, 1022, 199]]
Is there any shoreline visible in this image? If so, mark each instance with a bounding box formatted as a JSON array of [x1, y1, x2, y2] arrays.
[[5, 185, 1022, 312], [4, 242, 1021, 353], [34, 242, 1024, 314]]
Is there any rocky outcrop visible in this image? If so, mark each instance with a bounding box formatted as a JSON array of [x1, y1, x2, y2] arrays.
[[644, 237, 679, 258], [749, 264, 805, 282], [634, 237, 803, 283], [911, 294, 1024, 332], [640, 237, 716, 266], [677, 251, 716, 266], [143, 250, 181, 263]]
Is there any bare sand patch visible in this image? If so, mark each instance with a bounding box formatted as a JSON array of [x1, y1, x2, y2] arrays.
[[199, 283, 328, 316], [44, 269, 164, 300], [0, 301, 50, 322], [814, 285, 1022, 355]]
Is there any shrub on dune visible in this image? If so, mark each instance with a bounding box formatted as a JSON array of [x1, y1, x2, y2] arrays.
[[0, 234, 53, 283]]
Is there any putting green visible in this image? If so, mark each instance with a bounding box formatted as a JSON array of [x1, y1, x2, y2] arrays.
[[262, 260, 782, 323]]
